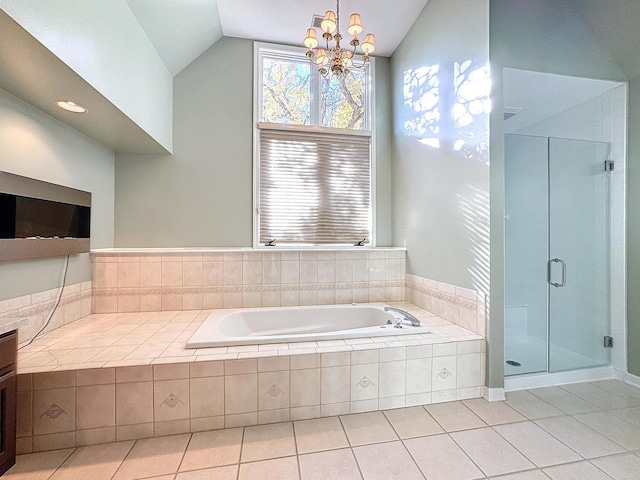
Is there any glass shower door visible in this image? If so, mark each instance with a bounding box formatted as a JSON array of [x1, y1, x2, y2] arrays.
[[504, 134, 549, 375], [548, 138, 611, 371]]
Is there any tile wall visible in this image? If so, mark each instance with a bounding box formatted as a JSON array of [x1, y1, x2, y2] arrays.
[[0, 282, 92, 344], [405, 275, 486, 336], [16, 339, 485, 453], [92, 249, 406, 314]]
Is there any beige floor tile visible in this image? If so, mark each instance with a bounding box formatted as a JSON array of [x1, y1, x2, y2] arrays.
[[462, 398, 526, 425], [353, 441, 424, 480], [340, 411, 398, 446], [3, 449, 74, 480], [561, 383, 635, 410], [574, 411, 640, 450], [241, 422, 297, 463], [113, 434, 191, 480], [238, 456, 299, 480], [424, 401, 486, 432], [543, 461, 613, 479], [591, 453, 640, 480], [611, 407, 640, 428], [294, 417, 349, 454], [535, 416, 626, 459], [176, 465, 238, 480], [490, 471, 550, 480], [49, 442, 134, 480], [494, 421, 581, 468], [383, 406, 444, 439], [590, 380, 640, 404], [528, 387, 601, 415], [506, 390, 564, 419], [451, 427, 535, 477], [299, 448, 362, 480], [179, 428, 243, 472], [404, 433, 484, 480]]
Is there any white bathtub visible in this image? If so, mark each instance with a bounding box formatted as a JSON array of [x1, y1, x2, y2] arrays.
[[186, 303, 429, 348]]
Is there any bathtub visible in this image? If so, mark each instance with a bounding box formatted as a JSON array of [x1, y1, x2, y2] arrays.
[[186, 303, 429, 348]]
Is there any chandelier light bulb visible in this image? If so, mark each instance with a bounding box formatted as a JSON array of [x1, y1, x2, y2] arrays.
[[361, 33, 375, 54], [304, 28, 318, 49], [321, 11, 337, 34], [347, 14, 363, 36], [315, 48, 329, 66]]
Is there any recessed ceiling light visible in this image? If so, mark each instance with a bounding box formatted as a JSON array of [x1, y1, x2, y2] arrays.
[[56, 101, 87, 113]]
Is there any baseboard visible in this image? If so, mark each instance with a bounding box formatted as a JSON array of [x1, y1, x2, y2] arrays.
[[483, 387, 506, 401], [623, 371, 640, 388], [504, 366, 616, 392]]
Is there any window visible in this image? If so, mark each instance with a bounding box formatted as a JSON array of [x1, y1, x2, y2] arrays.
[[255, 43, 375, 246]]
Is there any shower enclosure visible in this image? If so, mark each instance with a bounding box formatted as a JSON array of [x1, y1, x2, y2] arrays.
[[504, 134, 611, 376]]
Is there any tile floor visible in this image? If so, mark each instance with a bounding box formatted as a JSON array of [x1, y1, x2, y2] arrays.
[[16, 303, 481, 374], [6, 379, 640, 479]]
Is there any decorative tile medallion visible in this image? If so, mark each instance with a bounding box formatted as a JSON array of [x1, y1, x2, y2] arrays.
[[41, 404, 67, 420], [264, 384, 284, 398], [356, 376, 375, 389], [162, 393, 184, 408], [437, 367, 452, 380]]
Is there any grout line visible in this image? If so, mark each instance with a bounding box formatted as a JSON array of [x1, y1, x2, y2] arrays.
[[237, 425, 246, 466], [397, 436, 429, 479], [446, 429, 495, 478], [569, 412, 639, 451], [527, 386, 602, 414], [110, 437, 138, 480], [175, 431, 194, 474], [490, 420, 584, 468], [45, 446, 77, 480], [291, 419, 302, 480], [506, 389, 567, 419]]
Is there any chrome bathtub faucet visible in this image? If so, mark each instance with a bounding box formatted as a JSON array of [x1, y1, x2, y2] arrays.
[[384, 307, 421, 327]]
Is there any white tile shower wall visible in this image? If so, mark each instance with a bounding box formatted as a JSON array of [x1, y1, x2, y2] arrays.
[[405, 274, 486, 336], [15, 339, 485, 453], [91, 249, 406, 313], [0, 282, 92, 344]]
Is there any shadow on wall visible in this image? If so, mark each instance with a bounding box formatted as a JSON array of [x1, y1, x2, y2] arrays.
[[402, 59, 491, 163]]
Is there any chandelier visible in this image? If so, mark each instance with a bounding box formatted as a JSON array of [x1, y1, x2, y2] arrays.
[[303, 0, 375, 76]]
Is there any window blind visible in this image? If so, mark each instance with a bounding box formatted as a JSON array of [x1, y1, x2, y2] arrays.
[[259, 128, 371, 244]]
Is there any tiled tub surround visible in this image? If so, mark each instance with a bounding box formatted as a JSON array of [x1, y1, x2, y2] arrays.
[[0, 282, 92, 344], [406, 274, 486, 336], [91, 248, 406, 314], [15, 303, 485, 453]]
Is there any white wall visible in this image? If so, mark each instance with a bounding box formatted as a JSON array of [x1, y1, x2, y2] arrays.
[[0, 88, 115, 300], [391, 0, 490, 289], [0, 0, 173, 151]]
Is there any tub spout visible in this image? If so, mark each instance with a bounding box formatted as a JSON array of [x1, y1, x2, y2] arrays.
[[384, 307, 421, 327]]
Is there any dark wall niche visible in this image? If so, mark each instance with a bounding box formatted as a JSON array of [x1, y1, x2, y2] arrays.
[[0, 171, 91, 262]]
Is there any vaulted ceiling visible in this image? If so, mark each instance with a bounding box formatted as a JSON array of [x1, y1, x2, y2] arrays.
[[126, 0, 640, 81], [126, 0, 430, 75], [569, 0, 640, 81]]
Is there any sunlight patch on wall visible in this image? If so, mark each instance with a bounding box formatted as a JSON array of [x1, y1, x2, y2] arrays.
[[402, 60, 491, 163]]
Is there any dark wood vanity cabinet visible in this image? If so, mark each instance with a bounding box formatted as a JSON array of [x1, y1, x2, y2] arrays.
[[0, 331, 16, 476]]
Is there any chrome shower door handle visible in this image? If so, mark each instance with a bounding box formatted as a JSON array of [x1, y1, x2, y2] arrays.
[[547, 258, 567, 287]]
